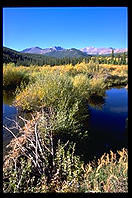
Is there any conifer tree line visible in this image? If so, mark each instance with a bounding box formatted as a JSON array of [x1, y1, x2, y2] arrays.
[[94, 50, 128, 65]]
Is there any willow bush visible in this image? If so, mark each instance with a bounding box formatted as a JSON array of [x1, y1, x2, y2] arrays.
[[14, 71, 77, 111], [3, 63, 30, 89], [14, 69, 107, 112]]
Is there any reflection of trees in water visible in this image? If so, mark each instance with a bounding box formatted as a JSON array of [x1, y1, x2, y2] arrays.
[[88, 95, 105, 110], [3, 90, 15, 105]]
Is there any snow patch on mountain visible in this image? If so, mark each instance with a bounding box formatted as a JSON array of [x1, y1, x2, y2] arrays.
[[80, 46, 127, 55]]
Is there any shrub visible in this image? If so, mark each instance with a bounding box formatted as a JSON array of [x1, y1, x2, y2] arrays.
[[3, 64, 30, 89], [80, 148, 128, 193], [72, 73, 91, 99], [37, 102, 89, 138], [89, 77, 106, 96], [14, 71, 78, 111], [3, 113, 128, 193], [3, 113, 85, 193]]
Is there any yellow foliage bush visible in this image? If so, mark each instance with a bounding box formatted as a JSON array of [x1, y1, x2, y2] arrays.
[[3, 64, 30, 89], [14, 71, 76, 111]]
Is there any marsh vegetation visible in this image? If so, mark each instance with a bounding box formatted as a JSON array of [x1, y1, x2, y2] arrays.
[[3, 61, 128, 192]]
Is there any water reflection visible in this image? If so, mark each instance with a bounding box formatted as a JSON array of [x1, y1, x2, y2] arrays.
[[88, 95, 105, 110], [80, 87, 128, 163], [109, 106, 128, 113], [3, 90, 15, 105], [3, 90, 18, 156], [3, 90, 17, 127]]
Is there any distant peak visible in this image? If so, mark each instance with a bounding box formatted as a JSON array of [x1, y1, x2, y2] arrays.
[[50, 46, 64, 50], [32, 46, 42, 49]]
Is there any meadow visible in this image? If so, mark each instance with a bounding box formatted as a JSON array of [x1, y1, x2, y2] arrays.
[[3, 61, 128, 193]]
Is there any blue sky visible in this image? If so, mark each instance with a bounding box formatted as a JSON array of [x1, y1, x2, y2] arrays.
[[3, 7, 128, 51]]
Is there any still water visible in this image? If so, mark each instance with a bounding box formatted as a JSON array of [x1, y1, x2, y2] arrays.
[[3, 87, 128, 161], [3, 91, 18, 153], [78, 87, 128, 162]]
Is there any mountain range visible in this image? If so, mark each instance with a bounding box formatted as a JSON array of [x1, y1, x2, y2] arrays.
[[21, 46, 64, 54], [21, 46, 127, 57], [21, 46, 88, 58], [3, 46, 90, 66], [80, 46, 127, 55]]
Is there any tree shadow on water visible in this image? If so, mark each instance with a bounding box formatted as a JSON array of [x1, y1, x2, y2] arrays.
[[58, 95, 128, 165]]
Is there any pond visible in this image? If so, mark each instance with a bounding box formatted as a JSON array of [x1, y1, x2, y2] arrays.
[[3, 87, 128, 161], [77, 87, 128, 162]]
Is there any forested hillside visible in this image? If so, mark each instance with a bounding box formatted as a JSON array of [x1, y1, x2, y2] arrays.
[[3, 47, 91, 66]]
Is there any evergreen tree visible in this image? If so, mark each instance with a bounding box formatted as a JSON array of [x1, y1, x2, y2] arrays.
[[111, 48, 114, 59]]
